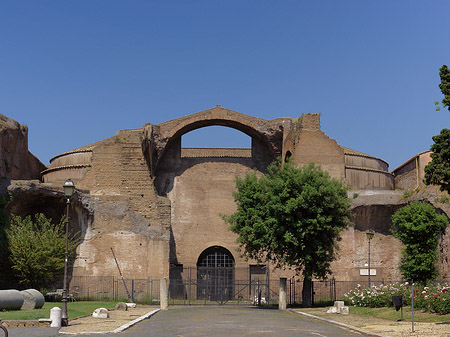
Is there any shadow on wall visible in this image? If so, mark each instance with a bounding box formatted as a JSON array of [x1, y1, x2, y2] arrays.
[[2, 189, 86, 289], [351, 204, 406, 234]]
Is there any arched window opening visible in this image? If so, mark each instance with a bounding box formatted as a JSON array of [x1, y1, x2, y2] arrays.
[[196, 246, 235, 302]]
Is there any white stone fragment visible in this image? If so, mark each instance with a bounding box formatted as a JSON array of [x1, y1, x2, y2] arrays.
[[92, 307, 110, 318], [334, 301, 345, 311], [326, 306, 338, 314]]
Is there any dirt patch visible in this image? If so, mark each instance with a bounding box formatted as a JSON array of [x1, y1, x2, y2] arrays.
[[297, 308, 450, 337], [59, 306, 158, 334]]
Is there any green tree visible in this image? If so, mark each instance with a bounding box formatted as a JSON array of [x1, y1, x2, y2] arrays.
[[439, 64, 450, 112], [391, 201, 448, 285], [0, 195, 12, 280], [0, 195, 10, 256], [424, 128, 450, 193], [225, 161, 351, 307], [6, 213, 78, 289]]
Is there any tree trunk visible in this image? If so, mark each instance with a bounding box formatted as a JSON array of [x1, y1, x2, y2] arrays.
[[302, 275, 312, 307]]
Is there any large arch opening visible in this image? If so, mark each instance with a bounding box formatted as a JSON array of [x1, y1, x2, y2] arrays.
[[196, 246, 235, 301], [152, 108, 284, 181], [180, 125, 252, 161], [182, 125, 251, 149], [154, 123, 274, 196]]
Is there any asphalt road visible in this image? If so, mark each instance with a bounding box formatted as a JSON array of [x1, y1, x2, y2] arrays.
[[6, 306, 363, 337]]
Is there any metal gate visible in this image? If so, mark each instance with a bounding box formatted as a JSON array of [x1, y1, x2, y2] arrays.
[[196, 246, 235, 303], [197, 267, 234, 302]]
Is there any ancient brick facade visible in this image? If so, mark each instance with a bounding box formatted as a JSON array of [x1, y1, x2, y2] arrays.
[[3, 106, 450, 286]]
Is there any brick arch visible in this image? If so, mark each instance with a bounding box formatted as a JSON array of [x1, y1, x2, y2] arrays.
[[146, 106, 288, 174], [162, 114, 268, 142]]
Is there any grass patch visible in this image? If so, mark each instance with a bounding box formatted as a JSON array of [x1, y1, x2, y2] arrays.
[[299, 306, 450, 323], [0, 301, 119, 321], [350, 306, 450, 323]]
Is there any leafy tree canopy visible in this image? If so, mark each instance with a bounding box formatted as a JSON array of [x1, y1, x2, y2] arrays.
[[225, 161, 351, 305], [424, 128, 450, 193], [439, 64, 450, 111], [6, 213, 78, 290], [391, 201, 448, 285], [0, 195, 10, 260]]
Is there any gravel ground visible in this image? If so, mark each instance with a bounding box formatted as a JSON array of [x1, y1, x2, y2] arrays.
[[297, 308, 450, 337], [4, 305, 449, 337], [59, 306, 158, 334]]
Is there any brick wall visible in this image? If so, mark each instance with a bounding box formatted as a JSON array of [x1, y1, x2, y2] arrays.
[[71, 130, 170, 280]]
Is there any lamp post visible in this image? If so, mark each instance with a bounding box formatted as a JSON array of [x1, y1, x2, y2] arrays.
[[61, 179, 75, 327], [366, 229, 375, 288]]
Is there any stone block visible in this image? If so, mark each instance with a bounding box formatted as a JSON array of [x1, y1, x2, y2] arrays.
[[20, 289, 45, 310], [326, 306, 338, 314], [334, 301, 345, 311], [92, 307, 109, 319], [0, 289, 24, 310], [115, 302, 128, 311]]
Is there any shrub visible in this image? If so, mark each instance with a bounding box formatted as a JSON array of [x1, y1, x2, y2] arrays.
[[6, 213, 79, 289], [345, 283, 450, 315]]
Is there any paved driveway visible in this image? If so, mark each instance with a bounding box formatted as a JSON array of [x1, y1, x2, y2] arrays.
[[7, 306, 363, 337], [109, 306, 362, 337]]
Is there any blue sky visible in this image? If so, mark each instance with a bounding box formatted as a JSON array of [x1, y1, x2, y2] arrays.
[[1, 1, 449, 170]]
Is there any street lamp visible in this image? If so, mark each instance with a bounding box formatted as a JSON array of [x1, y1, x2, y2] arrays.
[[366, 229, 375, 288], [61, 179, 75, 326]]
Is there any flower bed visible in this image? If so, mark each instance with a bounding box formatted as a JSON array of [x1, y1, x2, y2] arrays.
[[344, 283, 450, 315]]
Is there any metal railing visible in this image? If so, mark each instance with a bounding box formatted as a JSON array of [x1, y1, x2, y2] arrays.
[[2, 273, 449, 306], [66, 275, 407, 306]]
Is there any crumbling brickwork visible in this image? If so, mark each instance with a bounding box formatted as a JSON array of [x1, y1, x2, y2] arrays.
[[2, 107, 447, 285], [0, 114, 46, 183]]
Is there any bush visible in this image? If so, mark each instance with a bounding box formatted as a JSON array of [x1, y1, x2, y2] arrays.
[[6, 213, 79, 290], [345, 283, 450, 315], [344, 283, 408, 308]]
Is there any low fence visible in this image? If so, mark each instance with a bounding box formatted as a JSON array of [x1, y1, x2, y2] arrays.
[[3, 274, 449, 305], [66, 275, 408, 306], [69, 276, 161, 304]]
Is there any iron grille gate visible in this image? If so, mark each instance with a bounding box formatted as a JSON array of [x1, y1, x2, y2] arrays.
[[197, 267, 234, 303], [168, 276, 274, 305], [195, 246, 236, 304]]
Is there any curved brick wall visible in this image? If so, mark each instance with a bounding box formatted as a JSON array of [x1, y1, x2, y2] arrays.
[[343, 150, 394, 190], [41, 150, 92, 183]]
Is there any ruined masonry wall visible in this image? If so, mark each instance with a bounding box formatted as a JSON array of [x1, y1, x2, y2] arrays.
[[290, 113, 345, 179], [292, 130, 345, 179], [72, 129, 169, 280], [0, 115, 45, 181]]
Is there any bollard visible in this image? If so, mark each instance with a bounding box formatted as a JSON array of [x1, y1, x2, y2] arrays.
[[279, 278, 287, 310], [50, 307, 62, 328], [160, 278, 169, 310]]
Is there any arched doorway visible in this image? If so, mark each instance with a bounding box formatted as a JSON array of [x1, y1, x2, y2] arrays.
[[197, 246, 235, 302]]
